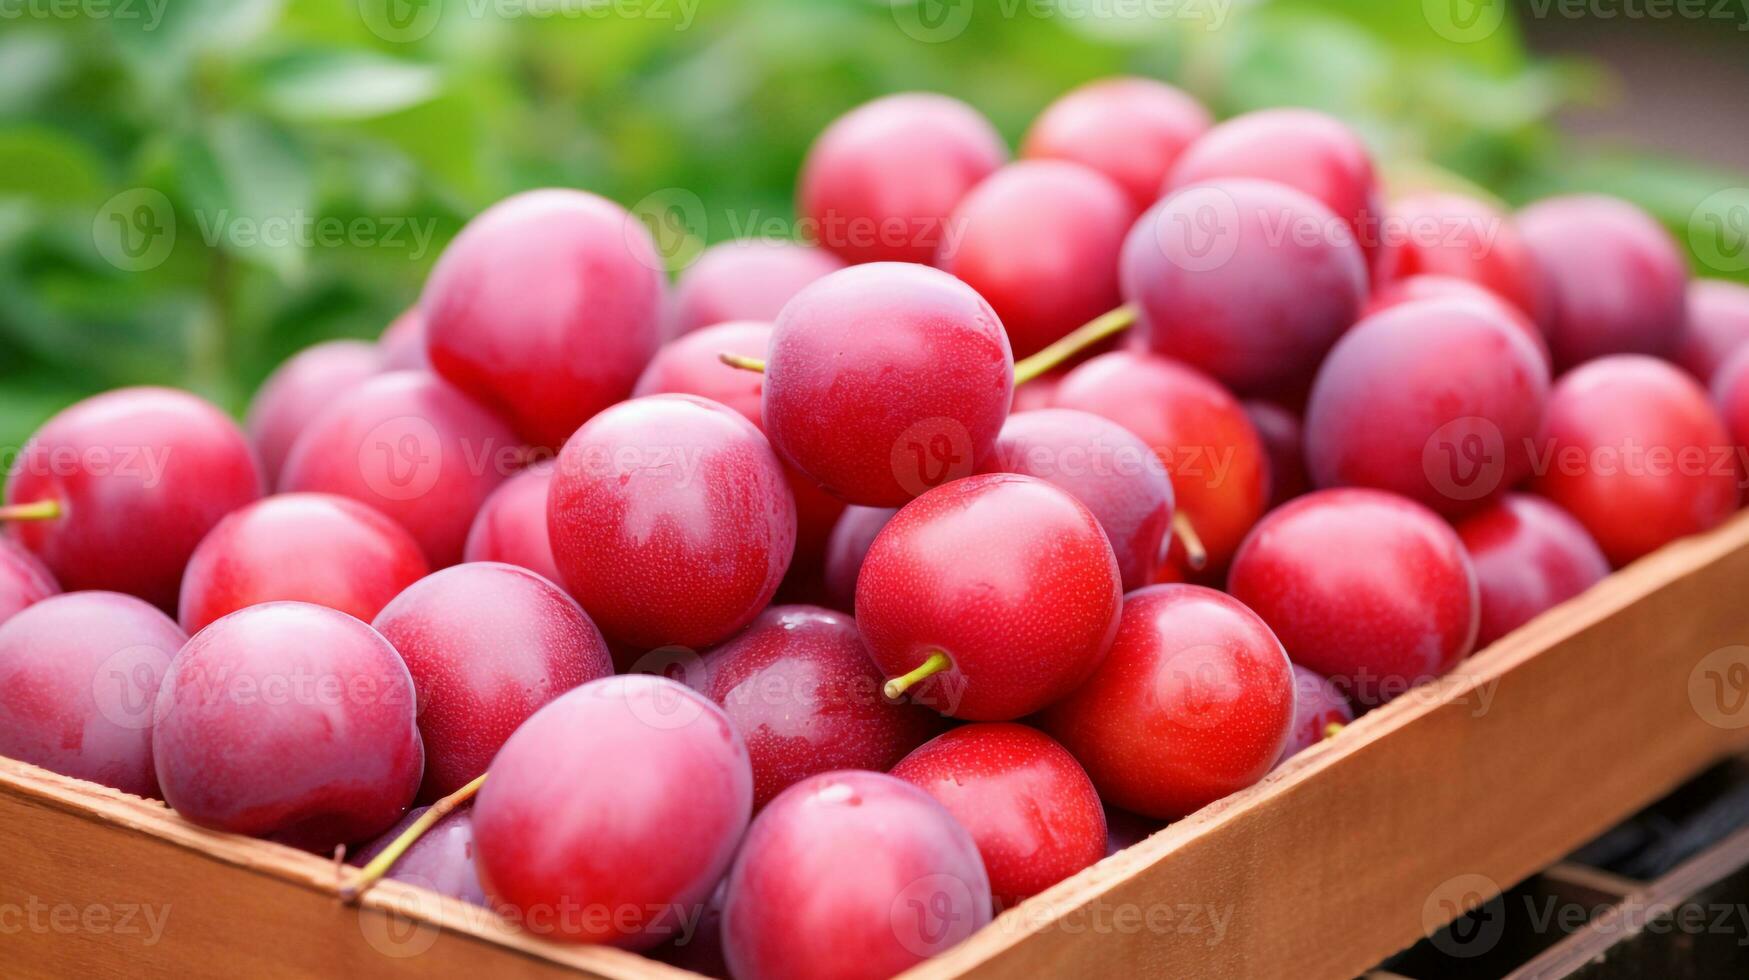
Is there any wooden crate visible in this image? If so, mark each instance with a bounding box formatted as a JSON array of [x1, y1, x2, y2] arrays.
[[8, 511, 1749, 979]]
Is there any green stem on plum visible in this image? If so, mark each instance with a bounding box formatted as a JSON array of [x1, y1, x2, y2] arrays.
[[1323, 721, 1346, 740], [883, 651, 952, 701], [340, 772, 486, 905], [1172, 511, 1208, 571], [0, 499, 63, 523], [1012, 304, 1138, 386], [717, 352, 767, 373]]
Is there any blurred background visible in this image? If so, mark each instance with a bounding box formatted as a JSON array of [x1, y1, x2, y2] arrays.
[[0, 0, 1745, 450]]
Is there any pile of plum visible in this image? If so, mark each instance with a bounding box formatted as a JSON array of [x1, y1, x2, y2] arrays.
[[4, 76, 1749, 980]]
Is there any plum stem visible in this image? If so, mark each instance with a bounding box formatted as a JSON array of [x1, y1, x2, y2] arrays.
[[718, 352, 767, 373], [0, 499, 63, 522], [883, 651, 951, 700], [1013, 304, 1138, 385], [1172, 511, 1208, 571], [1323, 721, 1347, 740], [339, 772, 486, 905]]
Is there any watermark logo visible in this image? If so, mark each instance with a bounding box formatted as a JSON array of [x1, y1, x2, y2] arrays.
[[93, 189, 176, 272], [890, 0, 975, 42], [359, 415, 445, 502], [90, 644, 176, 732], [891, 417, 976, 498], [359, 0, 445, 42], [1691, 646, 1749, 730], [1423, 872, 1506, 958], [1690, 188, 1749, 273], [1155, 185, 1243, 273], [1423, 0, 1508, 42], [1423, 416, 1508, 503], [357, 877, 446, 958], [629, 187, 708, 273], [890, 873, 980, 956]]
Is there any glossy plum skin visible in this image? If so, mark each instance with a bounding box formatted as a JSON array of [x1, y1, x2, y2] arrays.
[[246, 340, 381, 486], [1021, 76, 1210, 212], [1243, 400, 1309, 509], [1123, 178, 1369, 395], [1455, 494, 1611, 648], [1377, 192, 1548, 324], [980, 408, 1176, 591], [0, 592, 185, 798], [764, 263, 1014, 507], [1042, 585, 1295, 819], [1517, 195, 1689, 370], [668, 240, 844, 337], [631, 321, 846, 600], [634, 321, 773, 424], [373, 562, 612, 802], [6, 387, 265, 610], [1304, 301, 1551, 517], [797, 93, 1007, 266], [891, 723, 1106, 907], [1716, 347, 1749, 466], [1277, 665, 1354, 763], [1677, 280, 1749, 384], [1363, 274, 1550, 367], [351, 806, 486, 906], [280, 371, 522, 569], [548, 394, 796, 650], [1166, 108, 1384, 270], [1054, 351, 1269, 576], [422, 189, 666, 449], [379, 309, 430, 371], [463, 464, 561, 585], [1227, 489, 1480, 706], [178, 493, 430, 634], [693, 605, 942, 809], [822, 506, 898, 610], [936, 161, 1133, 358], [153, 602, 423, 849], [0, 538, 58, 627], [722, 771, 992, 980], [855, 474, 1122, 721], [472, 676, 752, 950], [1532, 356, 1739, 566]]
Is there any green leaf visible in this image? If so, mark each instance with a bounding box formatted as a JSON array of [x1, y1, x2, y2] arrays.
[[249, 49, 444, 121], [175, 115, 314, 278], [0, 128, 106, 207]]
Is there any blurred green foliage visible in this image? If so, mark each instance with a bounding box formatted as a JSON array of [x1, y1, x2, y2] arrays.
[[0, 0, 1745, 451]]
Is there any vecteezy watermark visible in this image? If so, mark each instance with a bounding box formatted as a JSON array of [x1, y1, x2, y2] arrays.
[[3, 442, 172, 488], [193, 210, 440, 263], [1424, 0, 1749, 43], [357, 0, 701, 44], [0, 0, 170, 29], [1690, 188, 1749, 274], [888, 0, 1235, 44], [626, 187, 971, 274], [1424, 871, 1749, 958], [996, 896, 1237, 945], [1690, 646, 1749, 730], [0, 898, 171, 946], [1146, 185, 1508, 273], [92, 189, 441, 273], [1420, 422, 1749, 505]]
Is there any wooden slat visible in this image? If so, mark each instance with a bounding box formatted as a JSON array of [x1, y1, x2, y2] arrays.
[[907, 510, 1749, 980], [0, 759, 690, 979]]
